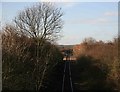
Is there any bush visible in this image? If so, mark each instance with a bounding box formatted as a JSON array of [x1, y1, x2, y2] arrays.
[[73, 37, 120, 90]]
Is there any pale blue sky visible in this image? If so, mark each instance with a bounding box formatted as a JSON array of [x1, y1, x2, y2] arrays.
[[1, 2, 118, 45]]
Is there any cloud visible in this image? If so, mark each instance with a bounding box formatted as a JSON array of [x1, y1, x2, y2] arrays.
[[61, 2, 77, 9], [81, 18, 108, 24], [40, 0, 78, 2], [65, 11, 117, 25], [49, 2, 78, 9], [104, 11, 118, 16], [66, 18, 109, 25]]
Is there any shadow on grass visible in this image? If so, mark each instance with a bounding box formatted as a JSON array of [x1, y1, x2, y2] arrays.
[[71, 55, 115, 91]]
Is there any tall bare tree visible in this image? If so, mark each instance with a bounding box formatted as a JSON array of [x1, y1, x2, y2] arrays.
[[14, 2, 63, 91], [14, 2, 63, 41]]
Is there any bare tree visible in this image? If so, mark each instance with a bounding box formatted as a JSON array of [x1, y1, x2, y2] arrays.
[[14, 2, 63, 91], [14, 2, 63, 41], [83, 37, 96, 45]]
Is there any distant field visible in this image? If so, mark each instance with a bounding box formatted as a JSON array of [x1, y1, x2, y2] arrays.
[[63, 57, 76, 61], [58, 45, 74, 50]]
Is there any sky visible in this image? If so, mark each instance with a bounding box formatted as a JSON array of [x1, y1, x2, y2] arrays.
[[0, 1, 118, 45]]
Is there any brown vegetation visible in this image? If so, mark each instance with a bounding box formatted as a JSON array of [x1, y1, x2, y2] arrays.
[[73, 37, 120, 91], [2, 2, 64, 91]]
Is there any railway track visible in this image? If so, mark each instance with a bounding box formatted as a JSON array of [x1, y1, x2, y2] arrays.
[[62, 61, 73, 92]]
